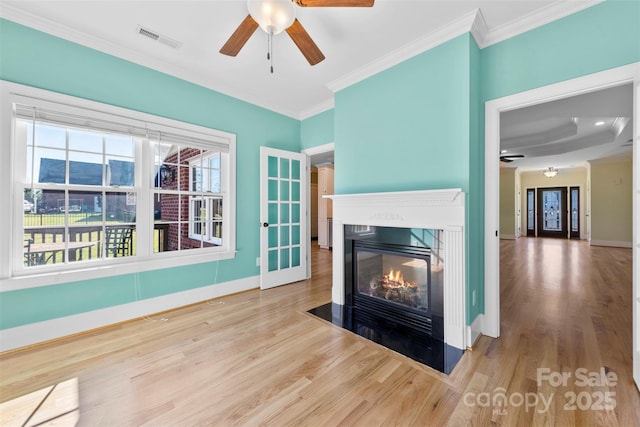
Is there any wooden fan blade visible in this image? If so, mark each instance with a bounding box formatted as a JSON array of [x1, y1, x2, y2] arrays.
[[295, 0, 374, 6], [286, 19, 325, 65], [220, 15, 259, 57]]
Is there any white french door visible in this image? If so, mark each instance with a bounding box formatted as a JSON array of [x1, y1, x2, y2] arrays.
[[259, 147, 309, 289]]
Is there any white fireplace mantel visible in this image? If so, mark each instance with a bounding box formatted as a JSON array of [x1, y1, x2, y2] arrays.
[[325, 188, 467, 351]]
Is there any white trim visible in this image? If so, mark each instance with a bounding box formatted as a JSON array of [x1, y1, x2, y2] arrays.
[[0, 4, 300, 119], [0, 250, 236, 292], [500, 235, 517, 240], [299, 100, 334, 121], [0, 275, 259, 352], [633, 77, 640, 390], [0, 80, 237, 290], [466, 313, 484, 349], [259, 147, 309, 290], [301, 142, 335, 157], [469, 8, 489, 48], [589, 240, 633, 248], [484, 62, 640, 340], [327, 9, 481, 93], [481, 0, 604, 48], [327, 189, 466, 350], [1, 2, 603, 119], [326, 1, 603, 93]]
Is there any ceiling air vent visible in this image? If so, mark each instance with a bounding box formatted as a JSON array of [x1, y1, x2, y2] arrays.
[[136, 25, 182, 49]]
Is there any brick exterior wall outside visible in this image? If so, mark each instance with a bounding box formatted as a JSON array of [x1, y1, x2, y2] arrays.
[[160, 148, 215, 250]]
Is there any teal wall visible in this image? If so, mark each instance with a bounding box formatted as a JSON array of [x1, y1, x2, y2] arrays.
[[2, 0, 639, 333], [334, 34, 484, 324], [335, 34, 471, 195], [0, 19, 300, 329], [467, 36, 483, 322], [481, 0, 640, 102], [311, 0, 639, 327], [301, 109, 334, 149]]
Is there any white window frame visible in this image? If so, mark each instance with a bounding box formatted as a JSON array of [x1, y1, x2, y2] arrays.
[[188, 152, 224, 245], [0, 81, 236, 291]]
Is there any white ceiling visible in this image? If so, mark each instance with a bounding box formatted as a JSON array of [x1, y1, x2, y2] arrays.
[[500, 83, 633, 171], [4, 0, 623, 169], [1, 0, 600, 120]]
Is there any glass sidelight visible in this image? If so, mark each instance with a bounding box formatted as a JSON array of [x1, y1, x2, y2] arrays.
[[570, 186, 580, 239], [526, 189, 535, 236]]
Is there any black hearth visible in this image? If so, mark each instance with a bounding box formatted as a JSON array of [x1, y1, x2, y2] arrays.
[[310, 225, 450, 373]]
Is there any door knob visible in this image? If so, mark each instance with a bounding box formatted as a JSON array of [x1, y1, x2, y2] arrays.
[[262, 222, 269, 227]]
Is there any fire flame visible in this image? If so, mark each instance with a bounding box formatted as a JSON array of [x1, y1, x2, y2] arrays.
[[383, 268, 415, 288], [388, 268, 403, 283]]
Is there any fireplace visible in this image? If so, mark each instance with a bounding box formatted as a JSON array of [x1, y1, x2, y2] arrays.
[[309, 189, 466, 374], [345, 226, 443, 340]]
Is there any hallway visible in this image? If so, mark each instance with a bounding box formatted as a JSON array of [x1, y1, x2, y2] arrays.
[[463, 237, 638, 424]]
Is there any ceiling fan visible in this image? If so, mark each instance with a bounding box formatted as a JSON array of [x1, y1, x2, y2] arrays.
[[220, 0, 374, 70], [500, 154, 525, 163]]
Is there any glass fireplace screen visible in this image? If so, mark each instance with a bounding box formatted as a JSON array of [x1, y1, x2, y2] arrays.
[[355, 247, 430, 313]]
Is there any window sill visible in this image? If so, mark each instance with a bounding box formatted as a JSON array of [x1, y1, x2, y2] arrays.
[[0, 249, 236, 291]]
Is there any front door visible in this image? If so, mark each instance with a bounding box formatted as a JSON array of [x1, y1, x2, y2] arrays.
[[259, 147, 308, 289], [537, 187, 568, 238]]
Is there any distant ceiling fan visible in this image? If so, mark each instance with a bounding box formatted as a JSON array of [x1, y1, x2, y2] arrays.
[[220, 0, 374, 71], [500, 154, 525, 163]]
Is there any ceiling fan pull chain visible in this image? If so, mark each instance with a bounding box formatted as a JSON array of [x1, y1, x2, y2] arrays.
[[267, 29, 271, 61], [268, 30, 274, 74]]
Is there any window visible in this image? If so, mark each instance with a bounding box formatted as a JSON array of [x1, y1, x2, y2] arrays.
[[189, 152, 222, 245], [1, 82, 236, 286], [154, 144, 228, 251]]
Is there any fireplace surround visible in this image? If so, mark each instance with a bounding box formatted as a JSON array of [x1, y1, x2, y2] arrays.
[[311, 189, 466, 374]]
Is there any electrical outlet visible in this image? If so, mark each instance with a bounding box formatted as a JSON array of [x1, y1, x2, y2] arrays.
[[256, 257, 260, 267], [472, 290, 476, 306]]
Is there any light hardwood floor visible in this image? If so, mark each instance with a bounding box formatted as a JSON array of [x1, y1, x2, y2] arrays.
[[1, 238, 639, 425]]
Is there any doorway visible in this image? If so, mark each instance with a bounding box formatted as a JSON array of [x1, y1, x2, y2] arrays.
[[484, 63, 639, 387], [301, 142, 335, 274]]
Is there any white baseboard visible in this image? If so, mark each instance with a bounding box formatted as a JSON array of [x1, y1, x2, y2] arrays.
[[589, 239, 632, 248], [0, 275, 259, 352], [466, 313, 484, 349], [500, 234, 516, 240]]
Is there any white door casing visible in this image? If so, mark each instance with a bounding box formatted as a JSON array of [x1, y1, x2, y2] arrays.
[[484, 62, 640, 390]]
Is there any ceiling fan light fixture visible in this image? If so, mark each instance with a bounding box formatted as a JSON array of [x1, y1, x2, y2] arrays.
[[543, 167, 559, 178], [248, 0, 296, 35]]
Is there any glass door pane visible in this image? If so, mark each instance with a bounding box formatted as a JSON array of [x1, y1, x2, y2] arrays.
[[536, 187, 568, 238], [542, 190, 562, 231]]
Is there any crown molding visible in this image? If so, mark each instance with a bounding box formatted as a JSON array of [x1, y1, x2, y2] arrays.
[[327, 9, 482, 93], [480, 0, 604, 48], [2, 1, 605, 119], [0, 4, 300, 119], [298, 98, 334, 120], [469, 8, 489, 48], [326, 1, 603, 93]]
